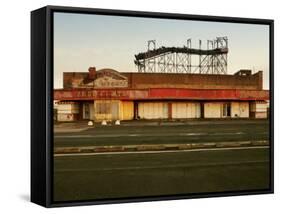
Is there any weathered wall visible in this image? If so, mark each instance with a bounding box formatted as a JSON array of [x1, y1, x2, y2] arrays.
[[94, 100, 120, 121], [63, 72, 87, 89], [82, 102, 95, 120], [204, 102, 222, 118], [138, 102, 169, 119], [172, 102, 201, 119], [250, 101, 268, 118], [62, 70, 263, 90], [231, 102, 249, 118], [57, 103, 79, 121], [121, 101, 134, 120], [123, 71, 263, 90], [56, 100, 268, 121], [54, 88, 269, 101]]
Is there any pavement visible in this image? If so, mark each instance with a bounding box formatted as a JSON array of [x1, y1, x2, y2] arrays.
[[54, 140, 269, 155], [54, 119, 269, 132]]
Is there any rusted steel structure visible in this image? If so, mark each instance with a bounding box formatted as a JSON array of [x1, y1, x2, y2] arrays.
[[134, 37, 228, 74], [54, 67, 269, 122]]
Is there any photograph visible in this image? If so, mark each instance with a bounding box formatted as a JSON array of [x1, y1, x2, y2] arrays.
[[52, 11, 271, 203]]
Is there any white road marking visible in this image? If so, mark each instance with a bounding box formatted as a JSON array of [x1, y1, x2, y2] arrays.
[[56, 135, 93, 138], [55, 131, 252, 138], [128, 134, 140, 137], [211, 132, 245, 135], [180, 133, 206, 136], [54, 145, 269, 157]]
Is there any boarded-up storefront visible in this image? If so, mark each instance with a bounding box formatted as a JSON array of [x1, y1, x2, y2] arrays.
[[138, 102, 168, 119], [172, 102, 201, 119], [204, 102, 223, 118], [94, 100, 120, 121], [121, 101, 134, 120], [82, 102, 94, 120], [93, 100, 134, 121], [231, 102, 249, 118], [204, 102, 232, 118], [250, 101, 268, 118], [57, 102, 79, 121]]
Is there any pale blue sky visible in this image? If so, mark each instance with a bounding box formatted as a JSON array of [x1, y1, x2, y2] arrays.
[[54, 12, 270, 89]]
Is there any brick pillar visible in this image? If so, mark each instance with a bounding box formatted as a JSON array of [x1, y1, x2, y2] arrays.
[[258, 70, 263, 90], [78, 102, 83, 120], [134, 102, 138, 120], [200, 102, 205, 118], [88, 67, 96, 79], [168, 102, 172, 119]]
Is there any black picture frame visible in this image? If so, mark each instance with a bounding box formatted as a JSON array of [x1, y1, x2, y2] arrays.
[[31, 5, 274, 207]]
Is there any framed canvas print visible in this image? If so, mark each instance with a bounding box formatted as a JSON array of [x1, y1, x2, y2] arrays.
[[31, 5, 274, 207]]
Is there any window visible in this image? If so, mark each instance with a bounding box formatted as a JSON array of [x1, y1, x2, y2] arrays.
[[84, 103, 90, 119], [95, 103, 111, 114]]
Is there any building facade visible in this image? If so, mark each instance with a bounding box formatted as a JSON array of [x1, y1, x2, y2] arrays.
[[54, 67, 269, 122]]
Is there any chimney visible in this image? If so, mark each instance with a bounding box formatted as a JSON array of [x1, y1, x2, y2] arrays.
[[88, 67, 96, 79]]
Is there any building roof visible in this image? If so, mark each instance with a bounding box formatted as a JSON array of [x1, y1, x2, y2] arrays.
[[54, 67, 268, 101], [62, 67, 263, 91]]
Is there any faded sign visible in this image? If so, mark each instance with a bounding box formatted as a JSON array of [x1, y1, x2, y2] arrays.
[[94, 76, 128, 88], [54, 89, 149, 100], [54, 88, 269, 101]]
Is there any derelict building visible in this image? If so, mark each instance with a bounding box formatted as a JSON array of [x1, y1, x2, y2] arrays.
[[54, 67, 269, 122]]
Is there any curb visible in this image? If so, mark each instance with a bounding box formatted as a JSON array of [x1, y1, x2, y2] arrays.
[[54, 140, 269, 154]]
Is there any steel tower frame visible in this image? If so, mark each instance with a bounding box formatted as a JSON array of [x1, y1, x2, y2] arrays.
[[134, 37, 228, 74]]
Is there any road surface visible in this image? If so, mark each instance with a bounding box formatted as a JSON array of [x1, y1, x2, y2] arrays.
[[54, 119, 269, 147], [54, 147, 270, 202], [53, 120, 271, 202]]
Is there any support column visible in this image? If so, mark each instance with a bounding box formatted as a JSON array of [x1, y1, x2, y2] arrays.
[[78, 102, 83, 120], [168, 102, 172, 120], [134, 101, 139, 120], [200, 102, 205, 118]]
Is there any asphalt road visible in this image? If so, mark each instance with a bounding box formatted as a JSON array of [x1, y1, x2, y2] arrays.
[[53, 146, 270, 202], [54, 120, 270, 147], [53, 120, 271, 202]]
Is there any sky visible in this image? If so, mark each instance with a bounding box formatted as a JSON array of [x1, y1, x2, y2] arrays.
[[54, 12, 270, 89]]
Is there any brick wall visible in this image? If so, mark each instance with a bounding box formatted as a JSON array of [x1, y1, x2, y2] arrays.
[[63, 72, 88, 89], [123, 71, 263, 90], [62, 70, 263, 90]]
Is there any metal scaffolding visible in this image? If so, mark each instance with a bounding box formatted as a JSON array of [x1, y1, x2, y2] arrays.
[[134, 37, 228, 74]]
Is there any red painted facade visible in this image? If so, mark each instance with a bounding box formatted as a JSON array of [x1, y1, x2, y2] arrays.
[[54, 88, 269, 101]]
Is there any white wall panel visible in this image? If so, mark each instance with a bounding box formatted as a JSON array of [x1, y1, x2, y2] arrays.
[[204, 103, 222, 118], [172, 102, 200, 118], [138, 102, 168, 119], [231, 102, 249, 118], [57, 103, 79, 114], [239, 102, 249, 118]]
